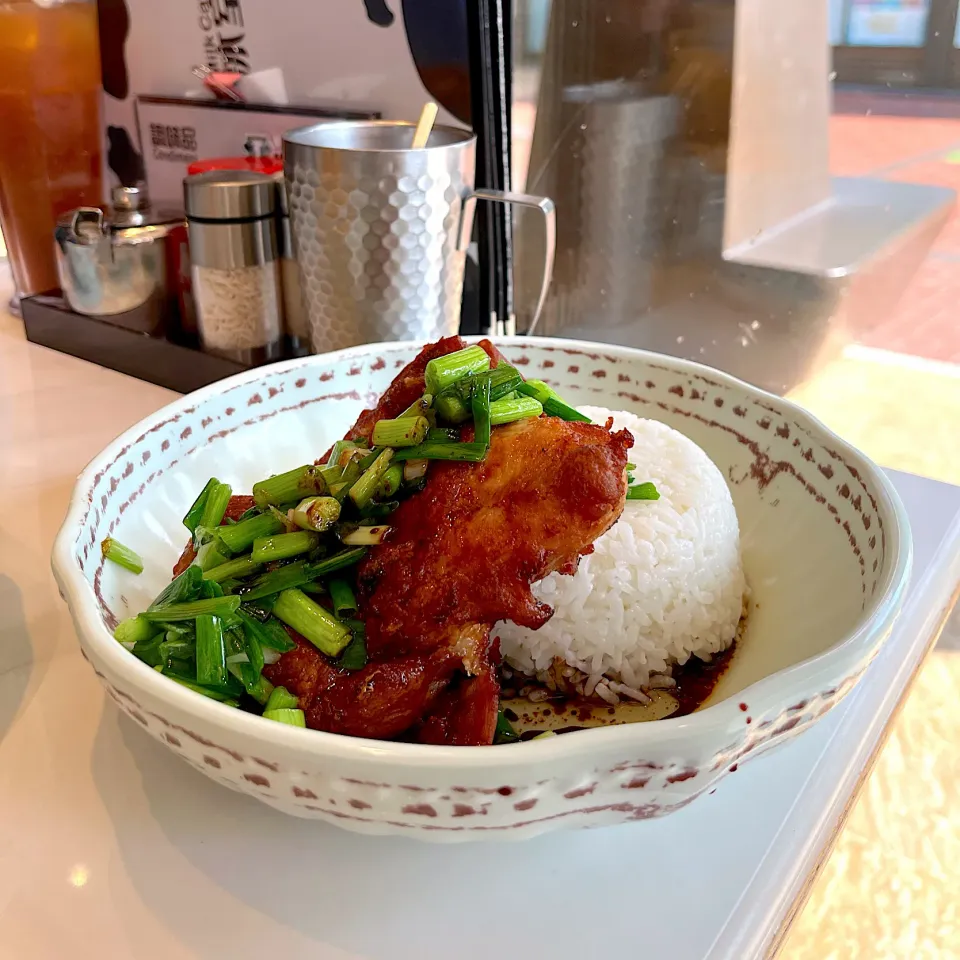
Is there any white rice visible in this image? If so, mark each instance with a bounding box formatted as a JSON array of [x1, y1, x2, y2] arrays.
[[494, 407, 746, 700]]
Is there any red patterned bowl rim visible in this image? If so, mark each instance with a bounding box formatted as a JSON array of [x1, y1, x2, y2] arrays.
[[52, 337, 913, 768]]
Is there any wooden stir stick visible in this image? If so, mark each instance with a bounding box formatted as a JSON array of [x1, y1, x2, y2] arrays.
[[411, 101, 439, 149]]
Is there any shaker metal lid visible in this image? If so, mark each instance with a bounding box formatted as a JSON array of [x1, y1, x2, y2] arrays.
[[55, 199, 186, 246], [184, 169, 277, 221]]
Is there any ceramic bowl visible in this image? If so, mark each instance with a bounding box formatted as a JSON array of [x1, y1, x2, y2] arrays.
[[52, 339, 911, 841]]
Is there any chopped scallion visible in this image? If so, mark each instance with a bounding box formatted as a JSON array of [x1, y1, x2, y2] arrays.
[[239, 561, 312, 601], [251, 530, 320, 564], [626, 482, 660, 501], [262, 708, 306, 727], [376, 463, 404, 500], [318, 463, 344, 486], [434, 391, 471, 424], [292, 496, 341, 533], [327, 440, 361, 468], [330, 459, 363, 503], [195, 614, 227, 686], [403, 459, 429, 483], [114, 615, 158, 645], [516, 380, 590, 422], [191, 536, 230, 573], [272, 588, 351, 657], [216, 512, 284, 554], [489, 395, 542, 426], [203, 555, 262, 583], [199, 481, 232, 530], [338, 626, 367, 670], [101, 538, 144, 574], [244, 673, 275, 706], [328, 578, 358, 619], [265, 685, 300, 712], [471, 374, 492, 448], [182, 478, 218, 535], [306, 547, 368, 578], [424, 344, 490, 395], [480, 364, 524, 402], [259, 618, 297, 652], [339, 524, 391, 546], [398, 393, 433, 419], [169, 675, 239, 705], [393, 442, 488, 463], [348, 448, 394, 510], [371, 416, 429, 448], [494, 709, 520, 744], [148, 565, 203, 610], [142, 595, 240, 622], [131, 632, 165, 666], [253, 465, 326, 508]]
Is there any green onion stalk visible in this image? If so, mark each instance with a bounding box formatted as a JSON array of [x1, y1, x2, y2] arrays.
[[271, 588, 351, 657], [291, 496, 341, 533], [251, 531, 320, 563], [626, 481, 660, 501], [203, 555, 262, 583], [265, 686, 299, 712], [263, 708, 306, 727], [182, 477, 219, 535], [371, 416, 429, 448], [217, 512, 284, 554], [101, 538, 144, 574], [253, 465, 327, 508], [141, 595, 240, 622], [393, 442, 488, 463], [424, 344, 490, 395], [348, 448, 395, 509], [517, 380, 591, 423], [339, 524, 391, 546], [489, 395, 543, 426]]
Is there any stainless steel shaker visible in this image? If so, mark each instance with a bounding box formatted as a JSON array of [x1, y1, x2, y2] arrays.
[[283, 121, 556, 353], [54, 183, 186, 329], [184, 170, 284, 363]]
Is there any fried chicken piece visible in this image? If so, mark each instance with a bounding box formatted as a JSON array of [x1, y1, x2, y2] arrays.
[[265, 416, 630, 745], [358, 416, 634, 661], [304, 649, 460, 739], [172, 494, 256, 577], [263, 628, 337, 701], [264, 340, 631, 746], [263, 629, 461, 740], [415, 660, 501, 746]]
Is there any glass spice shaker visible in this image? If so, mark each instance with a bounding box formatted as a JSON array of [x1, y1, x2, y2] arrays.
[[184, 169, 284, 363]]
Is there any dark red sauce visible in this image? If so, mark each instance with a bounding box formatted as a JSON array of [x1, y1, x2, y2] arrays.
[[670, 644, 738, 717], [503, 641, 738, 737]]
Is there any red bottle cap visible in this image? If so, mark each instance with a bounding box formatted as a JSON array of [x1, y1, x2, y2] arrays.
[[187, 156, 283, 177]]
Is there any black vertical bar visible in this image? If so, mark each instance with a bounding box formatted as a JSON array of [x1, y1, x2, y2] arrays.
[[923, 0, 959, 86], [466, 0, 513, 334]]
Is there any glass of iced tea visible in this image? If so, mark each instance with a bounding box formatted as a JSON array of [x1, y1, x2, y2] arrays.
[[0, 0, 103, 304]]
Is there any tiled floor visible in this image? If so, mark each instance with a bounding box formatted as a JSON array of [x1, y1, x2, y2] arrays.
[[831, 113, 960, 364]]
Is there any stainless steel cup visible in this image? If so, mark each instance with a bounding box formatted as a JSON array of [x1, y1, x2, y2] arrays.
[[283, 121, 555, 353]]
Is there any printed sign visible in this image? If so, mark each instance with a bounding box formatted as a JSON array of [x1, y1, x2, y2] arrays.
[[135, 98, 377, 203]]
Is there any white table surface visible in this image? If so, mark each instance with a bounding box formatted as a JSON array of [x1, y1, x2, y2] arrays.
[[2, 281, 960, 960]]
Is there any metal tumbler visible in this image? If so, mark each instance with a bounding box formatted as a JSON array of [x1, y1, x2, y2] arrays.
[[283, 121, 556, 353]]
